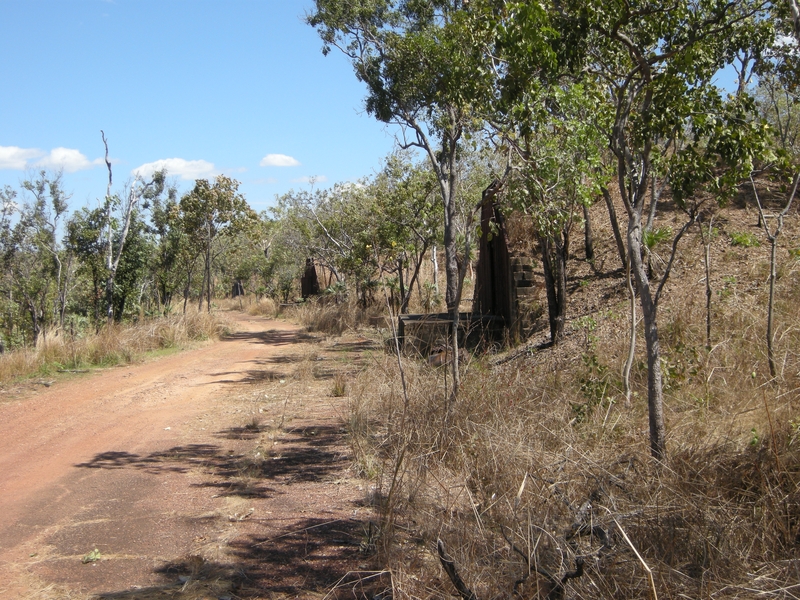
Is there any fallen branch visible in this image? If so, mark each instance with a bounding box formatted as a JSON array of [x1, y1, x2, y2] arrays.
[[437, 538, 478, 600]]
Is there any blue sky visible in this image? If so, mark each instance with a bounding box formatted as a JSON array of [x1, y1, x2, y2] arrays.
[[0, 0, 399, 211]]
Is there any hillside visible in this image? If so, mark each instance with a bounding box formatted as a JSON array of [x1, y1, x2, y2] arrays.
[[343, 184, 800, 599]]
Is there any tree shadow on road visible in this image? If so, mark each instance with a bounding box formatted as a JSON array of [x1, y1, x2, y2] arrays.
[[94, 515, 388, 599], [77, 424, 384, 599], [75, 424, 349, 499], [221, 329, 314, 347]]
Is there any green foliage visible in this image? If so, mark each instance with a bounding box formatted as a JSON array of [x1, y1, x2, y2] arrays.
[[730, 231, 761, 248], [662, 342, 700, 392], [180, 175, 257, 311], [82, 548, 102, 564], [308, 0, 494, 308], [0, 172, 70, 346], [572, 314, 598, 349], [111, 212, 151, 320], [574, 352, 613, 424], [642, 226, 674, 250], [749, 427, 760, 447], [271, 152, 442, 308]]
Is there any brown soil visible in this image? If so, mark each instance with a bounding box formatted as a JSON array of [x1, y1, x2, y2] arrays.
[[0, 313, 381, 600]]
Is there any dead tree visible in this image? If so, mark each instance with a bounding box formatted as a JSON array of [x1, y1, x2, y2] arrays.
[[751, 172, 799, 378], [101, 131, 163, 322]]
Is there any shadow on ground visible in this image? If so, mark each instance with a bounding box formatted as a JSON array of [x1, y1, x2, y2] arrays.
[[221, 328, 313, 346], [76, 421, 383, 599], [76, 424, 349, 502], [70, 327, 385, 598], [203, 328, 312, 385], [94, 516, 388, 599]]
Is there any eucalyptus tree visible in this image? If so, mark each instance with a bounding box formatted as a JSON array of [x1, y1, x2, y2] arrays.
[[0, 186, 17, 347], [308, 0, 491, 313], [274, 182, 372, 295], [369, 152, 440, 313], [20, 171, 71, 329], [65, 207, 107, 323], [551, 0, 774, 459], [179, 176, 257, 313], [100, 132, 171, 322], [1, 172, 70, 345], [149, 187, 186, 313], [748, 12, 800, 378], [498, 83, 607, 344], [110, 211, 152, 320], [228, 212, 283, 301], [756, 72, 800, 158]]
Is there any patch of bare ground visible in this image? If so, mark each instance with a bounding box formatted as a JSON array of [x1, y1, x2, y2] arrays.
[[0, 313, 385, 600]]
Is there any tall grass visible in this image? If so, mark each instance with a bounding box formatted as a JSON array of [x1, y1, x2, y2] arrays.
[[247, 296, 280, 318], [0, 311, 227, 383], [283, 298, 385, 336], [342, 218, 800, 598]]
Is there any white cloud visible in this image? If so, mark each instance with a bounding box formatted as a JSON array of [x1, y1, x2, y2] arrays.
[[1, 145, 106, 172], [260, 153, 300, 167], [291, 175, 328, 184], [0, 146, 44, 170], [34, 147, 103, 172], [133, 158, 217, 181], [253, 177, 278, 185]]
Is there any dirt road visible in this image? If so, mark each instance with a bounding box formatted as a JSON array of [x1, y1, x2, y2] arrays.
[[0, 313, 377, 600]]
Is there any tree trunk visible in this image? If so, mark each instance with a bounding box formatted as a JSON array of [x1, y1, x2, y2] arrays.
[[431, 245, 439, 294], [622, 256, 636, 405], [601, 186, 627, 269], [628, 216, 666, 460], [700, 217, 714, 351], [198, 270, 206, 312], [26, 296, 40, 348], [767, 235, 777, 378], [443, 179, 459, 312], [102, 131, 115, 324], [646, 173, 660, 231], [583, 203, 595, 261], [397, 256, 406, 313], [401, 243, 428, 314], [59, 253, 72, 329], [184, 269, 192, 315], [539, 234, 567, 344], [105, 273, 115, 322], [205, 244, 213, 313]]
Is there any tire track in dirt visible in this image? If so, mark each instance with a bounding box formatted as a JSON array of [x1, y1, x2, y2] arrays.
[[0, 314, 376, 599]]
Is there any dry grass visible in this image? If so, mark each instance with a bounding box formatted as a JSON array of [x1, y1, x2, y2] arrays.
[[247, 296, 280, 318], [0, 311, 228, 383], [283, 298, 386, 336], [343, 200, 800, 599]]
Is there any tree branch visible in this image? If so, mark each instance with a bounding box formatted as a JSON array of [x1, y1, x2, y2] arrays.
[[437, 539, 478, 600]]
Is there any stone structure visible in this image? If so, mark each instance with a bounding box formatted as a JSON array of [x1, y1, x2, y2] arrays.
[[472, 184, 539, 342], [300, 258, 320, 299]]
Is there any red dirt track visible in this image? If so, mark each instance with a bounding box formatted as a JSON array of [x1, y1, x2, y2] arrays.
[[0, 313, 374, 599]]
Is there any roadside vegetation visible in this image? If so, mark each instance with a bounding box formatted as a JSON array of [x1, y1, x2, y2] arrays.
[[0, 309, 227, 383], [343, 195, 800, 599]]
